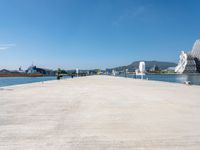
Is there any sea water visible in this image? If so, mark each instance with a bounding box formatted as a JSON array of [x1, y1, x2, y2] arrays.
[[0, 76, 70, 87], [124, 74, 200, 85]]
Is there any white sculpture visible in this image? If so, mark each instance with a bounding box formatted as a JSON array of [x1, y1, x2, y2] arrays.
[[76, 68, 79, 76], [136, 61, 146, 79], [139, 61, 145, 74]]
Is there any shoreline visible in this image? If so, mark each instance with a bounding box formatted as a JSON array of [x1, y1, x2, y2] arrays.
[[0, 73, 47, 77], [1, 75, 200, 89], [0, 76, 58, 88]]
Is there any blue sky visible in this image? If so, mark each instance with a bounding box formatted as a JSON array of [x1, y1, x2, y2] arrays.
[[0, 0, 200, 70]]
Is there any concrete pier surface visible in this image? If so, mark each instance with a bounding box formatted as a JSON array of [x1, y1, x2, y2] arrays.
[[0, 75, 200, 150]]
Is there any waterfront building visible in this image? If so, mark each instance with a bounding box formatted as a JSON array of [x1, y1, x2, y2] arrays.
[[112, 70, 115, 76], [26, 65, 38, 74], [175, 40, 200, 73], [149, 65, 160, 72], [18, 66, 25, 73], [26, 65, 55, 76]]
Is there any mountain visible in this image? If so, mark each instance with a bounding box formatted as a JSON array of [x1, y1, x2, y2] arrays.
[[0, 69, 11, 73], [107, 61, 177, 72]]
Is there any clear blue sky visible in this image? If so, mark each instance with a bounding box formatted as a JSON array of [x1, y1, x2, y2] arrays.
[[0, 0, 200, 70]]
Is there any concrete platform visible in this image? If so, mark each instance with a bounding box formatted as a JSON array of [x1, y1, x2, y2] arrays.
[[0, 75, 200, 149]]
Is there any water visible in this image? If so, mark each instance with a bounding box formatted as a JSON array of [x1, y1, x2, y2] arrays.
[[0, 76, 70, 87], [120, 74, 200, 85], [1, 74, 200, 87]]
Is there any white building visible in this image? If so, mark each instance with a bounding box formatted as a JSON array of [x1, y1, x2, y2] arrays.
[[112, 70, 116, 76], [175, 40, 200, 73]]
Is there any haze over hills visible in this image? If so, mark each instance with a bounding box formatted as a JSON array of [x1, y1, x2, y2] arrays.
[[107, 61, 177, 72]]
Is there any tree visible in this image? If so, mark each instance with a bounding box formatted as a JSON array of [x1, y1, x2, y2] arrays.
[[57, 68, 61, 80]]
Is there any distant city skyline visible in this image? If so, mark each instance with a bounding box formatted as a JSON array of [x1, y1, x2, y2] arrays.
[[1, 0, 200, 70]]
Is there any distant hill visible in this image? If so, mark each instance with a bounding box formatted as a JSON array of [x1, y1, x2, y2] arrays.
[[107, 61, 177, 72], [0, 69, 11, 73]]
